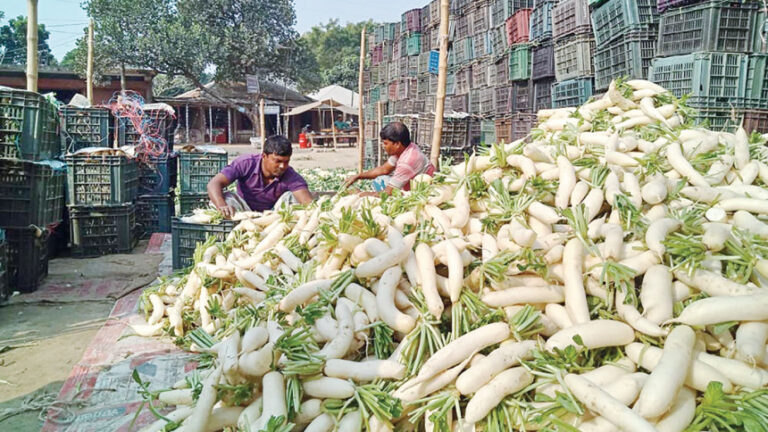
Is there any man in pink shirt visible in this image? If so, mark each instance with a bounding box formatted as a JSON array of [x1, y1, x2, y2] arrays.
[[345, 122, 435, 195]]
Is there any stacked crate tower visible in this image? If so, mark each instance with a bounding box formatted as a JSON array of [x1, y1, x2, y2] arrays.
[[551, 0, 596, 108], [648, 0, 768, 132], [590, 0, 659, 93], [0, 88, 63, 296], [177, 146, 228, 215]]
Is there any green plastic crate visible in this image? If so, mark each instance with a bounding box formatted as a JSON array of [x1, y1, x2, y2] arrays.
[[0, 88, 59, 160], [0, 159, 66, 228], [0, 237, 7, 302], [591, 0, 658, 46], [648, 52, 749, 106], [65, 154, 139, 206], [552, 78, 594, 108], [508, 44, 532, 81], [179, 150, 228, 194], [746, 54, 768, 107], [69, 204, 137, 258], [59, 106, 111, 154], [593, 30, 656, 91], [179, 192, 210, 216], [656, 1, 762, 58], [172, 217, 235, 269], [406, 33, 422, 56]]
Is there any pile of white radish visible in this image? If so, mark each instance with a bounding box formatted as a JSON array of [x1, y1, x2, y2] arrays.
[[134, 79, 768, 432]]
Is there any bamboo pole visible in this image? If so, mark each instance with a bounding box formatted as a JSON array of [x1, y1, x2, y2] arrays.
[[87, 19, 94, 104], [357, 26, 367, 173], [377, 101, 384, 165], [26, 0, 38, 92], [259, 98, 266, 152], [331, 106, 338, 151], [429, 0, 450, 167]]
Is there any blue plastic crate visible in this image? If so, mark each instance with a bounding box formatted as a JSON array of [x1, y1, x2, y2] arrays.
[[139, 155, 178, 195], [530, 0, 556, 42], [137, 194, 175, 239], [429, 50, 440, 74]]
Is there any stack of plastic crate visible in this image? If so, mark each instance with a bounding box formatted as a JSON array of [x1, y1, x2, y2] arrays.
[[591, 0, 658, 91], [650, 0, 767, 132], [529, 0, 557, 111], [0, 88, 62, 292], [550, 0, 595, 109]]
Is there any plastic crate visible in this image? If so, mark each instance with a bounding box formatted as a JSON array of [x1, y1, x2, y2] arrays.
[[470, 3, 490, 35], [421, 5, 431, 29], [6, 226, 48, 293], [0, 88, 59, 160], [481, 119, 497, 145], [743, 109, 768, 133], [591, 0, 658, 46], [0, 159, 66, 228], [534, 78, 555, 110], [511, 81, 533, 111], [65, 154, 139, 206], [552, 0, 591, 40], [656, 1, 761, 57], [139, 155, 178, 195], [529, 0, 556, 42], [495, 117, 513, 144], [554, 35, 595, 81], [511, 112, 538, 139], [495, 54, 510, 83], [0, 237, 7, 302], [178, 150, 228, 194], [508, 44, 532, 81], [492, 0, 536, 27], [648, 52, 749, 103], [59, 106, 111, 154], [449, 94, 469, 112], [473, 60, 490, 88], [69, 204, 137, 258], [657, 0, 703, 13], [137, 194, 175, 239], [532, 42, 555, 80], [469, 89, 482, 115], [406, 34, 422, 56], [552, 78, 595, 108], [691, 105, 743, 131], [179, 192, 210, 215], [495, 85, 512, 114], [594, 30, 657, 91], [746, 54, 768, 106], [172, 218, 235, 269], [506, 9, 532, 45], [402, 8, 422, 33]]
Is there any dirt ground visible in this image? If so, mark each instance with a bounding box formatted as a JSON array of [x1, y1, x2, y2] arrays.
[[0, 146, 356, 431], [225, 143, 362, 170]]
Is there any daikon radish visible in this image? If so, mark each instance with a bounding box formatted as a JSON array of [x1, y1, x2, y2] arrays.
[[317, 303, 353, 359], [324, 359, 405, 381], [464, 367, 533, 424], [184, 367, 222, 432], [305, 413, 334, 432], [456, 340, 535, 395], [303, 377, 355, 399], [556, 156, 576, 209], [481, 285, 564, 307], [278, 279, 332, 312], [671, 294, 768, 325], [645, 218, 681, 258], [563, 238, 590, 324], [696, 351, 768, 388], [376, 266, 416, 333], [735, 321, 768, 363], [615, 289, 667, 337], [639, 265, 673, 324], [625, 343, 732, 392], [654, 387, 697, 432], [545, 320, 635, 351]]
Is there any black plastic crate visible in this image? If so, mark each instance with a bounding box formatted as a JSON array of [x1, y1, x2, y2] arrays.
[[534, 78, 556, 111], [532, 42, 556, 80], [137, 194, 175, 239], [511, 81, 533, 112], [594, 30, 657, 91], [511, 112, 539, 139], [179, 192, 210, 216], [0, 159, 66, 228], [6, 226, 48, 293], [59, 106, 111, 154], [0, 236, 7, 302], [0, 88, 59, 160], [69, 204, 137, 258], [172, 217, 236, 269], [178, 150, 228, 194], [139, 155, 178, 195], [552, 0, 591, 40], [65, 154, 139, 206], [656, 1, 761, 57], [47, 211, 69, 260]]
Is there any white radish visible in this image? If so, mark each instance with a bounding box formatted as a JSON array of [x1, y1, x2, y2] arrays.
[[645, 218, 680, 258], [317, 303, 353, 359], [482, 285, 563, 307], [639, 265, 674, 324], [625, 343, 732, 392], [376, 266, 416, 333], [456, 340, 535, 395], [303, 377, 355, 399], [415, 243, 443, 318], [695, 351, 768, 388], [278, 279, 332, 313], [671, 294, 768, 325], [556, 156, 576, 209], [464, 367, 533, 424], [654, 387, 697, 432], [324, 358, 405, 381], [184, 366, 222, 432], [545, 320, 635, 351], [735, 321, 768, 363], [563, 238, 590, 324]]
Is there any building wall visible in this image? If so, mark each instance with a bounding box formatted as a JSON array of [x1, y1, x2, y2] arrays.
[[0, 71, 153, 105]]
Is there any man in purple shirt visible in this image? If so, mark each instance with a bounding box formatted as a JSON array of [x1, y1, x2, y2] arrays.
[[207, 135, 312, 218]]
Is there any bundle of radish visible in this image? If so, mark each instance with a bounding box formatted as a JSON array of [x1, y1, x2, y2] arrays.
[[133, 79, 768, 432]]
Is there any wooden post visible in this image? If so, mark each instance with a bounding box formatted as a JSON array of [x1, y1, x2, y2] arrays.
[[26, 0, 38, 92], [430, 0, 450, 167], [259, 98, 266, 152], [208, 106, 213, 143], [357, 26, 367, 173], [331, 106, 338, 151], [227, 108, 232, 144], [185, 104, 190, 143], [86, 19, 94, 104], [377, 101, 384, 165]]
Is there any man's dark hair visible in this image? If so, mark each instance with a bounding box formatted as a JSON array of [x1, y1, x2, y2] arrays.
[[263, 135, 292, 156], [380, 122, 411, 146]]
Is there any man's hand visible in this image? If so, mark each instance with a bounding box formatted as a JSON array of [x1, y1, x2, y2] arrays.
[[217, 205, 236, 219]]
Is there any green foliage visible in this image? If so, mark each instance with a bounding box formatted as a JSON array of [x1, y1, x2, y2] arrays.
[[0, 15, 57, 66]]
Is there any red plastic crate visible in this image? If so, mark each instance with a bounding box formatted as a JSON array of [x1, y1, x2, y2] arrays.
[[506, 9, 532, 45], [744, 109, 768, 133]]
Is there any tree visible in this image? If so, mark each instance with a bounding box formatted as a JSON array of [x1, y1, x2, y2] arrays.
[[153, 73, 212, 98], [299, 19, 372, 91], [59, 28, 116, 85], [85, 0, 313, 125], [0, 15, 57, 66]]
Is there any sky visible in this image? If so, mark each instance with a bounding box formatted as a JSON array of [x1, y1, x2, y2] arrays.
[[1, 0, 427, 61]]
